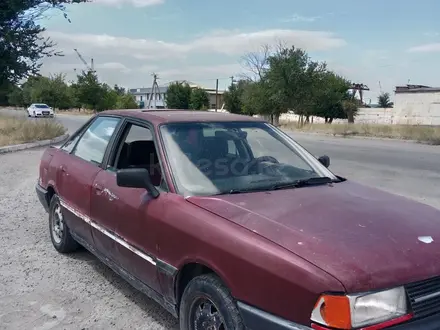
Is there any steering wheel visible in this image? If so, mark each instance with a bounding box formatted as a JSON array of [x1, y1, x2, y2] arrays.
[[254, 156, 279, 164], [245, 156, 280, 175]]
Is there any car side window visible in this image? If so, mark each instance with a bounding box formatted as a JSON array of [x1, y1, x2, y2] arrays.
[[108, 123, 165, 189], [61, 134, 82, 153], [72, 116, 121, 166], [61, 118, 96, 153]]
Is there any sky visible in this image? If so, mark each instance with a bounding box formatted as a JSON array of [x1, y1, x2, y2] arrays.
[[39, 0, 440, 103]]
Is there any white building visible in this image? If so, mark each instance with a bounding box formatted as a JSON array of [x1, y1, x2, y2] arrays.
[[128, 81, 225, 110], [128, 86, 168, 109], [392, 85, 440, 125]]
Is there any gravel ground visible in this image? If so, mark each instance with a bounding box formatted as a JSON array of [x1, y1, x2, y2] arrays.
[[1, 131, 439, 329], [0, 148, 178, 330]]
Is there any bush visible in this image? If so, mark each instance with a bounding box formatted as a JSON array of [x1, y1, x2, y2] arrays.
[[0, 115, 66, 147]]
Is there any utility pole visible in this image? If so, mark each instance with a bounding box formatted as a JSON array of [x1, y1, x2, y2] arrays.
[[147, 73, 160, 109], [215, 79, 219, 112], [230, 76, 234, 86]]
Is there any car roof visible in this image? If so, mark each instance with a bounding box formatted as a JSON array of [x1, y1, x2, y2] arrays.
[[100, 109, 265, 125]]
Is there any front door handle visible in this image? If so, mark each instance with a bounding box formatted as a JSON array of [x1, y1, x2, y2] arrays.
[[94, 183, 104, 194]]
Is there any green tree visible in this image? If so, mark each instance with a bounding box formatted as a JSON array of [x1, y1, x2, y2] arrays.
[[342, 96, 361, 123], [116, 93, 138, 109], [241, 80, 282, 124], [1, 0, 87, 88], [313, 72, 351, 123], [75, 71, 106, 112], [224, 80, 250, 114], [7, 85, 25, 107], [266, 45, 326, 119], [98, 84, 118, 112], [114, 84, 126, 96], [377, 92, 393, 108], [189, 88, 209, 110], [18, 74, 73, 109], [165, 82, 192, 109]]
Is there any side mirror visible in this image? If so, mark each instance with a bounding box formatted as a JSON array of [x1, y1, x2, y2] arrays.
[[318, 155, 330, 168], [116, 168, 160, 198]]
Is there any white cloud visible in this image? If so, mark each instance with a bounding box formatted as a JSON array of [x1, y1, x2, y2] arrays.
[[159, 64, 243, 81], [282, 14, 320, 22], [96, 62, 131, 73], [423, 32, 440, 37], [92, 0, 164, 7], [407, 43, 440, 53], [40, 28, 346, 89], [45, 28, 346, 61]]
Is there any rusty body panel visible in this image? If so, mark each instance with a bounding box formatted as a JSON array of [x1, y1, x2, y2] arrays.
[[90, 169, 164, 293]]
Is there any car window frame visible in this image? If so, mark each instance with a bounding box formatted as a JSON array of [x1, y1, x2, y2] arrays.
[[60, 114, 124, 169], [102, 116, 170, 193]]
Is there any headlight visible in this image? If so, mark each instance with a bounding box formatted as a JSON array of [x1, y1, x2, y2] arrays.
[[311, 286, 411, 329]]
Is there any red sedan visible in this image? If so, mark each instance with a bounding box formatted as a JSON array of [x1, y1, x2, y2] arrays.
[[36, 109, 440, 330]]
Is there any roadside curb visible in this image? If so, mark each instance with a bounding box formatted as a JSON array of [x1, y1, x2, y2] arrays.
[[0, 134, 70, 155]]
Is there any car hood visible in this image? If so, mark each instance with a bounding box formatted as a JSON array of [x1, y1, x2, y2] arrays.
[[187, 181, 440, 293]]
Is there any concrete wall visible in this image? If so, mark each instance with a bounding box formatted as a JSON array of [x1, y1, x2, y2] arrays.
[[393, 92, 440, 125], [274, 92, 440, 126]]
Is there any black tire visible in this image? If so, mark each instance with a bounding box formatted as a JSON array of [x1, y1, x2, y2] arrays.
[[48, 194, 79, 253], [179, 274, 245, 330]]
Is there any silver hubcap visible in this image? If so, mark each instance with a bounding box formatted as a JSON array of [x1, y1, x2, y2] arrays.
[[52, 204, 64, 244]]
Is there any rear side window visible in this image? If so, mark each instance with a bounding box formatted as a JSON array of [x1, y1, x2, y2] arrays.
[[73, 116, 121, 166]]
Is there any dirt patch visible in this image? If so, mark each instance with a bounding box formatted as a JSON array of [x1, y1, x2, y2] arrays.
[[0, 115, 67, 147]]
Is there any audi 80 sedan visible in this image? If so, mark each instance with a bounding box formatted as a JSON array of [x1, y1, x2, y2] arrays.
[[36, 109, 440, 330]]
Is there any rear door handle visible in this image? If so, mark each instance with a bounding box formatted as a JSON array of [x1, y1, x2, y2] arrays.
[[59, 165, 69, 176]]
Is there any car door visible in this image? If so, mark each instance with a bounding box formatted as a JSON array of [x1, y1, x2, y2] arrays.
[[57, 115, 122, 246], [90, 120, 165, 293]]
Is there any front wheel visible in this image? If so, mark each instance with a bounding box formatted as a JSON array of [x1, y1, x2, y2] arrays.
[[179, 274, 245, 330]]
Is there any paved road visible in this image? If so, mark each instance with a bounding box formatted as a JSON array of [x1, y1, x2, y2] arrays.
[[0, 109, 439, 329]]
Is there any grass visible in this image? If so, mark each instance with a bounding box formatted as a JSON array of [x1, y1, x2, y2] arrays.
[[0, 115, 67, 147], [281, 121, 440, 145], [55, 108, 95, 116]]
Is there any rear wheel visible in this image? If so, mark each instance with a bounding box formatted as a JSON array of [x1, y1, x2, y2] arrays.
[[49, 194, 79, 253], [179, 274, 244, 330]]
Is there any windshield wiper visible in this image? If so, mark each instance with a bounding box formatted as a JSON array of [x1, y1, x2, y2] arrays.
[[214, 177, 335, 195], [214, 187, 267, 195], [271, 176, 334, 190]]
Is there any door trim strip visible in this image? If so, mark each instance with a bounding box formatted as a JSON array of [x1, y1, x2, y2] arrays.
[[60, 200, 157, 266]]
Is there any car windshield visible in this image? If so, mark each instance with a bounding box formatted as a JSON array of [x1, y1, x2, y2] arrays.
[[160, 121, 338, 196], [34, 104, 49, 108]]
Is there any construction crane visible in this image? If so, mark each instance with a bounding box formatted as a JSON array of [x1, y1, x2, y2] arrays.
[[73, 48, 95, 74]]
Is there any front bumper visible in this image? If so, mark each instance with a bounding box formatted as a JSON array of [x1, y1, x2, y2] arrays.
[[36, 184, 49, 212], [237, 301, 440, 330], [388, 313, 440, 329], [35, 113, 54, 117], [237, 302, 312, 330]]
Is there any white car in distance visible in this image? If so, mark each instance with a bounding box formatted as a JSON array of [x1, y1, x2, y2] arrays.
[[27, 103, 54, 118]]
